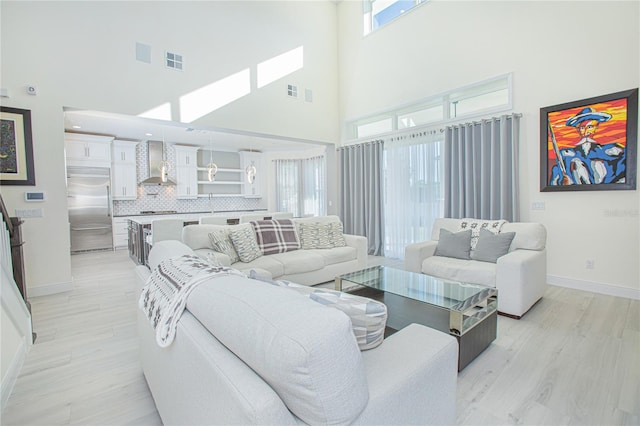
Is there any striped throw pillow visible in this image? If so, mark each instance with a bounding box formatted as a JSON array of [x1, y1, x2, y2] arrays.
[[208, 229, 240, 264], [298, 222, 332, 249], [228, 224, 263, 263]]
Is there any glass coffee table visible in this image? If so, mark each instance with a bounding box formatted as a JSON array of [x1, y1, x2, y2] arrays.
[[336, 266, 498, 371]]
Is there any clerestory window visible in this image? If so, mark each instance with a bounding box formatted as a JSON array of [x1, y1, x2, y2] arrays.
[[363, 0, 430, 35]]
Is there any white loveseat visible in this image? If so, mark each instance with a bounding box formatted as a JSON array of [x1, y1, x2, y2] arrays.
[[181, 215, 367, 286], [405, 218, 547, 318], [137, 241, 458, 425]]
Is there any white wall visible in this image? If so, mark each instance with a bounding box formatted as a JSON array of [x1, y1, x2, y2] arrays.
[[0, 1, 339, 292], [337, 0, 639, 297]]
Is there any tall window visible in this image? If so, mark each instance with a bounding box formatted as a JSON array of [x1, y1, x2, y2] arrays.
[[275, 156, 326, 217], [384, 131, 443, 258]]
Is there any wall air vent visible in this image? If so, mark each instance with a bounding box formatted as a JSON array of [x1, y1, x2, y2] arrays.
[[287, 84, 298, 98], [165, 51, 183, 71]]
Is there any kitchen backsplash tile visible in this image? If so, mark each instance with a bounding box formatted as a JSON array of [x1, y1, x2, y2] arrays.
[[113, 196, 261, 216]]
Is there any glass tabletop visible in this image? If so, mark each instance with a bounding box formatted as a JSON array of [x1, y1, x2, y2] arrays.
[[338, 265, 494, 312]]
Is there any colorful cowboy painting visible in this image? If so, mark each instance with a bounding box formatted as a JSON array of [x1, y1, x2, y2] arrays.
[[547, 98, 628, 186]]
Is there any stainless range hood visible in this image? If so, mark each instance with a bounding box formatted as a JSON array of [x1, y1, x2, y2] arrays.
[[140, 140, 176, 186]]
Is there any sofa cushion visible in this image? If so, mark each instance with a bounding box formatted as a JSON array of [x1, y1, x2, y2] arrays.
[[183, 224, 229, 250], [229, 224, 263, 263], [234, 255, 285, 278], [310, 246, 357, 266], [187, 276, 369, 425], [423, 255, 496, 287], [270, 250, 325, 275], [208, 229, 240, 264], [433, 229, 472, 260], [250, 219, 300, 255], [502, 222, 546, 251], [471, 229, 516, 263]]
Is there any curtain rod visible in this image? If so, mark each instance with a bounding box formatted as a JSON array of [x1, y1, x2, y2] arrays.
[[443, 112, 523, 131], [342, 112, 522, 147]]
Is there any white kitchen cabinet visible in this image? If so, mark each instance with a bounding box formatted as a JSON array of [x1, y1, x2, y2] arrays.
[[239, 151, 265, 198], [111, 141, 138, 200], [65, 133, 113, 167], [174, 145, 198, 199], [112, 216, 132, 250]]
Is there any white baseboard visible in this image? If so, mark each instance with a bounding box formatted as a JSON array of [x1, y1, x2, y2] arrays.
[[28, 280, 73, 297], [548, 275, 640, 300], [1, 338, 27, 412]]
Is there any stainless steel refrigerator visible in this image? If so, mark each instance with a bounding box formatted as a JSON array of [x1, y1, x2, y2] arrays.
[[67, 166, 113, 253]]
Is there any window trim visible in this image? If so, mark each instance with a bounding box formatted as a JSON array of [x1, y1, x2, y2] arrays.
[[345, 73, 513, 143], [363, 0, 431, 36]]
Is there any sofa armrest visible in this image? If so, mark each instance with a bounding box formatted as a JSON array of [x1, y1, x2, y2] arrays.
[[496, 249, 547, 317], [355, 324, 458, 425], [404, 241, 438, 273], [344, 234, 368, 269]]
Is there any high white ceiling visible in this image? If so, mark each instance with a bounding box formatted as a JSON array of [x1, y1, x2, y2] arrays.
[[63, 109, 326, 152]]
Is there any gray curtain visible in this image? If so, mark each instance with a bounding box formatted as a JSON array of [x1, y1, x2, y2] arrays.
[[339, 140, 384, 255], [444, 114, 520, 221]]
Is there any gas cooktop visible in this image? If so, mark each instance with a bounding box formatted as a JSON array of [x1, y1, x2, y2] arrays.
[[139, 210, 178, 215]]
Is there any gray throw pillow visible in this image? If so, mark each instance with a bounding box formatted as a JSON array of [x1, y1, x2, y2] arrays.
[[434, 229, 472, 260], [471, 229, 516, 263]]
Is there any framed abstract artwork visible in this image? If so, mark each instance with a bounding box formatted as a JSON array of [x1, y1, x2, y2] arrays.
[[1, 106, 35, 186], [540, 88, 638, 192]]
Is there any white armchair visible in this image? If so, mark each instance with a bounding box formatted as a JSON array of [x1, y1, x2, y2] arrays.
[[405, 218, 547, 319]]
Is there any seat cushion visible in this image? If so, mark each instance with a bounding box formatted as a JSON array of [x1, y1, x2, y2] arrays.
[[187, 275, 369, 425], [235, 255, 285, 278], [309, 246, 357, 266], [422, 256, 496, 287], [270, 250, 325, 275]]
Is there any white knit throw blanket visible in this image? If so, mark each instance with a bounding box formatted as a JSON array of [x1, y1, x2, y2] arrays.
[[139, 255, 244, 347]]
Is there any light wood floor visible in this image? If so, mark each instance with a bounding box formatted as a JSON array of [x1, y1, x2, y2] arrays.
[[3, 249, 639, 425]]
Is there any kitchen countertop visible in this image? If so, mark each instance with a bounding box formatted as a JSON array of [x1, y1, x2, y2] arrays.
[[114, 209, 267, 218], [124, 209, 269, 225]]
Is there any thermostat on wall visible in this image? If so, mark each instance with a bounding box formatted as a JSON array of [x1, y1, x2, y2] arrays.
[[25, 192, 45, 202]]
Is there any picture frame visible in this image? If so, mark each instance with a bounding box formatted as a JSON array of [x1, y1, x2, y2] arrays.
[[540, 88, 638, 192], [1, 106, 35, 186]]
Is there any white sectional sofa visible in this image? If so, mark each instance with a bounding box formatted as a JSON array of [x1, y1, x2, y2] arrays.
[[181, 215, 367, 286], [137, 241, 459, 425], [405, 218, 547, 318]]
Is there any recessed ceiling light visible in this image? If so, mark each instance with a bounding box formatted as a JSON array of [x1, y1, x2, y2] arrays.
[[145, 133, 153, 136], [72, 125, 81, 129]]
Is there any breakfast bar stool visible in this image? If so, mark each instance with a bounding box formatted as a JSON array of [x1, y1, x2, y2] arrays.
[[149, 219, 184, 245], [199, 216, 228, 225]]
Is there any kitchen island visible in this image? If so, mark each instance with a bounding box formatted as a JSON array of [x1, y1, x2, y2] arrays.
[[124, 210, 268, 265]]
